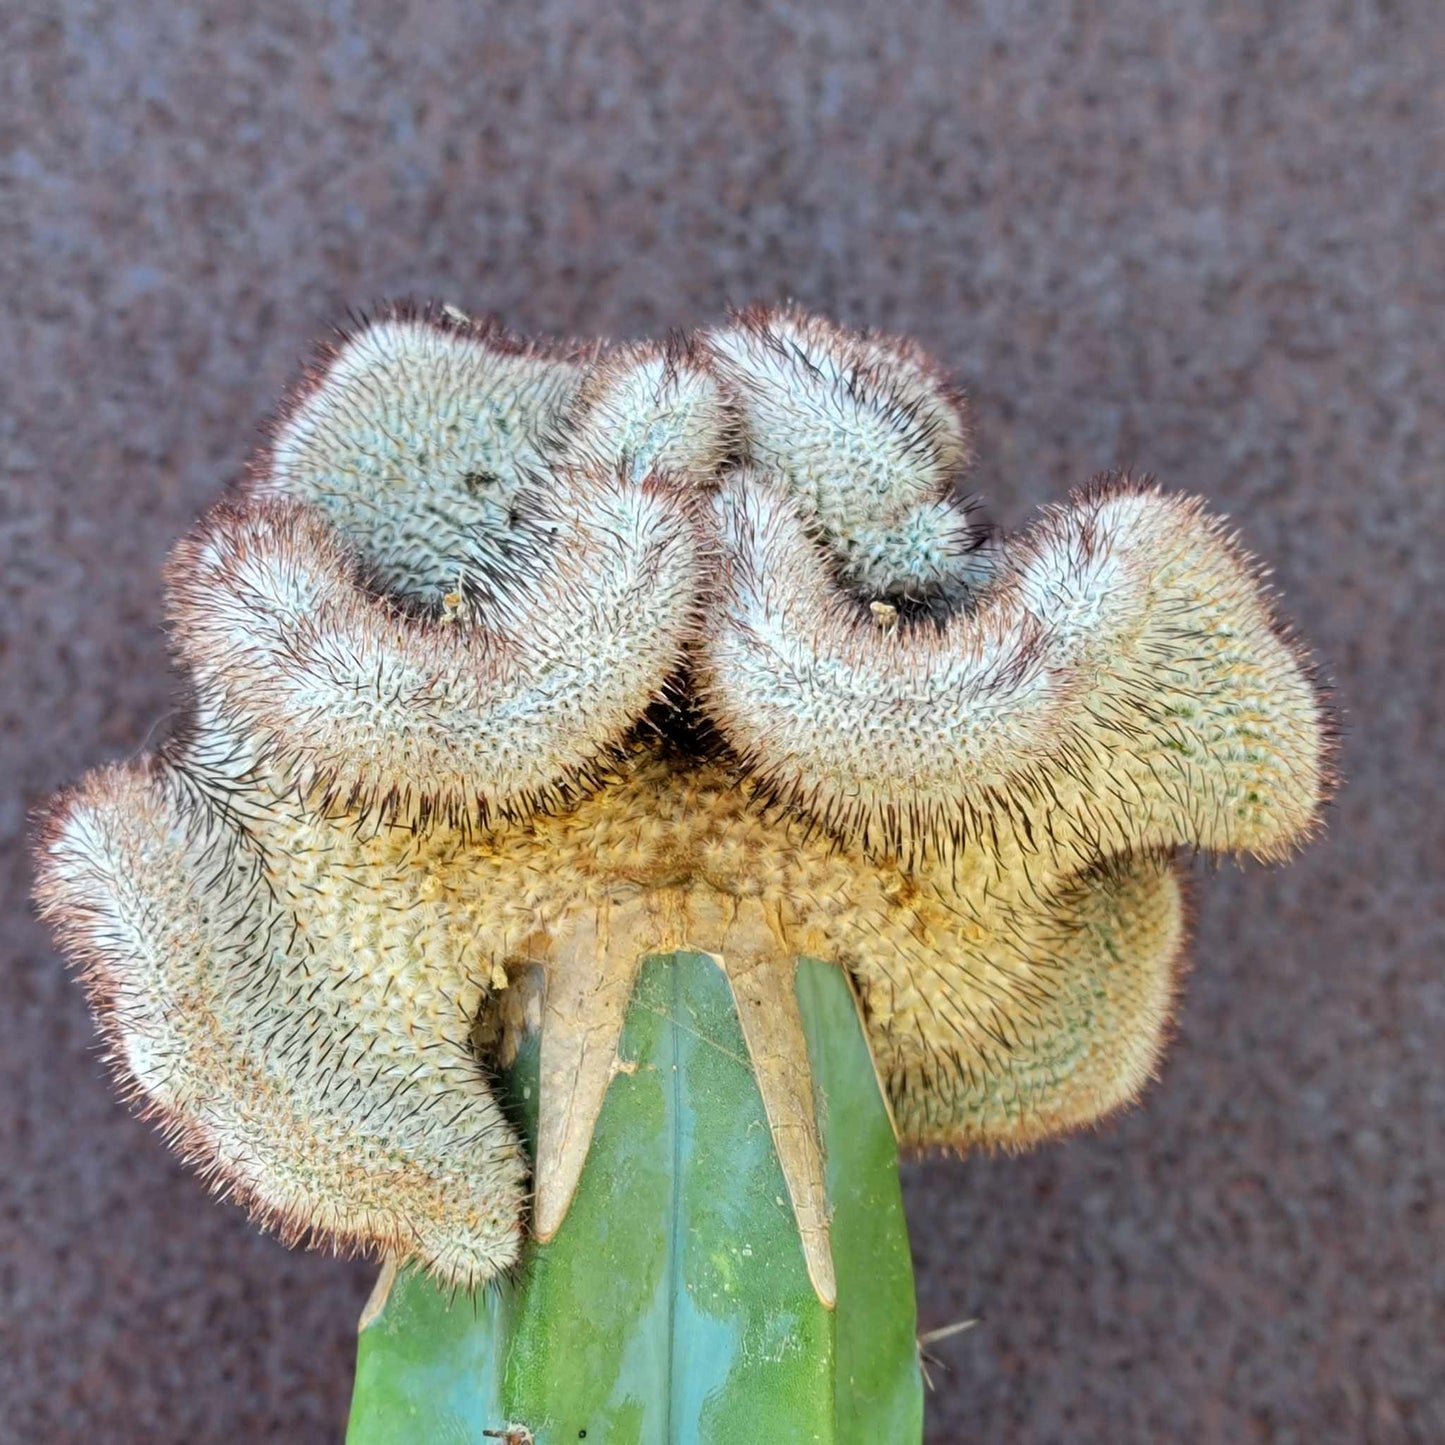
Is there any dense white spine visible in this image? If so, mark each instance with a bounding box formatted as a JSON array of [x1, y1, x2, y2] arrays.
[[34, 739, 530, 1288], [170, 471, 705, 828], [699, 471, 1326, 869], [703, 308, 988, 602], [254, 310, 594, 602]]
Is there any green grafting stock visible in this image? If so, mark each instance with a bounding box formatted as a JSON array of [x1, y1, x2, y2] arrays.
[[347, 954, 923, 1444]]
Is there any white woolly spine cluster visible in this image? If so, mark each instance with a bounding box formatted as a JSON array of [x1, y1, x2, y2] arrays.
[[170, 472, 706, 829], [698, 471, 1326, 869], [555, 340, 736, 484], [702, 308, 988, 603], [254, 308, 596, 602], [34, 727, 530, 1288]]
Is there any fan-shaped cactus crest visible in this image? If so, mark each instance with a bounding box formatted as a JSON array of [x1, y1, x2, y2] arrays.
[[34, 303, 1331, 1288]]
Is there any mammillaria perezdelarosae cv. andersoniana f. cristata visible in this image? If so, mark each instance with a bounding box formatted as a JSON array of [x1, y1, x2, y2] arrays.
[[35, 305, 1332, 1287]]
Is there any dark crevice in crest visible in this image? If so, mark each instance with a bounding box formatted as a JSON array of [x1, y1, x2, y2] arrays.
[[630, 668, 728, 767]]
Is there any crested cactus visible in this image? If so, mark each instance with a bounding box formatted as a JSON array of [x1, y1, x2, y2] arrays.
[[33, 303, 1331, 1437]]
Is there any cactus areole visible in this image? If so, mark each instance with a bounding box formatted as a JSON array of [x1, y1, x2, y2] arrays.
[[35, 304, 1332, 1438]]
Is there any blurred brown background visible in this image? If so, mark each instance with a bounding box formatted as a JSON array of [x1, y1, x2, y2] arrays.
[[1, 2, 1441, 1441]]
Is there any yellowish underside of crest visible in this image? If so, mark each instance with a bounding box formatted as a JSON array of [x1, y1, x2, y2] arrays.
[[37, 737, 1188, 1285]]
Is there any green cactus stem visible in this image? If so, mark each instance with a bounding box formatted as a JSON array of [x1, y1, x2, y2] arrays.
[[347, 954, 922, 1444]]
